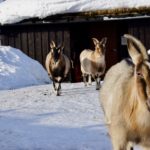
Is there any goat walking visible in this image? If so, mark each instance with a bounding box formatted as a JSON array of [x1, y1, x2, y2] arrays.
[[80, 37, 107, 90], [100, 34, 150, 150], [45, 41, 71, 96]]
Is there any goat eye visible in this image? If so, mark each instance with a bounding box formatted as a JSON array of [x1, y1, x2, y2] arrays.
[[137, 72, 144, 78]]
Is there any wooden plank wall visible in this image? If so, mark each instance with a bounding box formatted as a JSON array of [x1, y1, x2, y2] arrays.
[[128, 19, 150, 50], [1, 18, 150, 83], [1, 25, 71, 68]]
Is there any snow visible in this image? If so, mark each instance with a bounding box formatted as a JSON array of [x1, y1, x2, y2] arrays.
[[0, 45, 142, 149], [0, 83, 110, 150], [0, 46, 50, 90], [148, 49, 150, 55], [0, 0, 150, 25], [0, 82, 142, 150]]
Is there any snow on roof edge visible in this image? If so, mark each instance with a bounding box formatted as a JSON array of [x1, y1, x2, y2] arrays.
[[1, 6, 150, 26]]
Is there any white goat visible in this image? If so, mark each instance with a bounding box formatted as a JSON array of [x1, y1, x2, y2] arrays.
[[45, 41, 71, 96], [100, 34, 150, 150], [80, 37, 107, 90]]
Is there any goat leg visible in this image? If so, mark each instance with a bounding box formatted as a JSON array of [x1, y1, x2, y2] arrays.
[[53, 81, 56, 91], [83, 74, 87, 86], [58, 82, 61, 90], [95, 76, 101, 90], [88, 74, 92, 85], [54, 82, 61, 96]]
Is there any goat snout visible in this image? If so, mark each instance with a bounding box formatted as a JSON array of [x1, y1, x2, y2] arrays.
[[54, 58, 59, 63]]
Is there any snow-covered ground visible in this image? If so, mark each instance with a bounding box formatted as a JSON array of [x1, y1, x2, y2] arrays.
[[0, 45, 142, 149], [0, 82, 110, 150], [0, 82, 142, 150], [0, 44, 112, 150], [0, 0, 150, 24]]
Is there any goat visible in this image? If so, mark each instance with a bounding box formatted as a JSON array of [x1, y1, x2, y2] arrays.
[[80, 37, 107, 90], [99, 34, 150, 150], [45, 41, 71, 96]]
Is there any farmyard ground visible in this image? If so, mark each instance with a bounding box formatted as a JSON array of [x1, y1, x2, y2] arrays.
[[0, 82, 110, 150], [0, 82, 142, 150]]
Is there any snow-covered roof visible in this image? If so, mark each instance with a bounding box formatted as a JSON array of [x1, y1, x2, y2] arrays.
[[0, 0, 150, 25]]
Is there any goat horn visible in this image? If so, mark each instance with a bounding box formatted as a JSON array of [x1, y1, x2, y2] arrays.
[[124, 34, 148, 60], [100, 37, 107, 45], [92, 38, 99, 45], [50, 41, 56, 47]]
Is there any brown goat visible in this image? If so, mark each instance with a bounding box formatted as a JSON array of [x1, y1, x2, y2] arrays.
[[80, 37, 107, 90], [100, 34, 150, 150], [45, 41, 71, 96]]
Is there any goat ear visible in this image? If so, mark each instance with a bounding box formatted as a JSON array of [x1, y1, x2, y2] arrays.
[[126, 39, 143, 66], [124, 34, 148, 61], [100, 37, 107, 46], [92, 38, 99, 46], [50, 41, 55, 49]]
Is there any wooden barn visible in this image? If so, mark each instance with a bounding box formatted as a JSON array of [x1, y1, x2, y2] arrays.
[[1, 4, 150, 82]]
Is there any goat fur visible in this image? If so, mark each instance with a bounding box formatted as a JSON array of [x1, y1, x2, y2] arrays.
[[100, 34, 150, 150], [45, 41, 71, 95], [80, 37, 107, 90]]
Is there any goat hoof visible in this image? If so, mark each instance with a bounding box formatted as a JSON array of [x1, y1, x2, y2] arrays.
[[56, 92, 60, 96], [56, 90, 61, 96], [96, 86, 100, 90]]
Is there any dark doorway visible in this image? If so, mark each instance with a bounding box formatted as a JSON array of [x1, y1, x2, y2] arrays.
[[70, 21, 123, 82], [70, 24, 90, 82]]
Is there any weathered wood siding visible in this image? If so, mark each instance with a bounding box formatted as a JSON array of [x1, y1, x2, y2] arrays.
[[0, 24, 71, 67], [1, 17, 150, 82], [128, 19, 150, 50]]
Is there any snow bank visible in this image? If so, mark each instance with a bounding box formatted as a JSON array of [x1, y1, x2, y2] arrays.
[[0, 46, 51, 90], [0, 0, 150, 24]]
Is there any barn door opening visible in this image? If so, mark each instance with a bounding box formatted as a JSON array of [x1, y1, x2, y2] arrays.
[[70, 21, 122, 83], [70, 24, 90, 82]]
